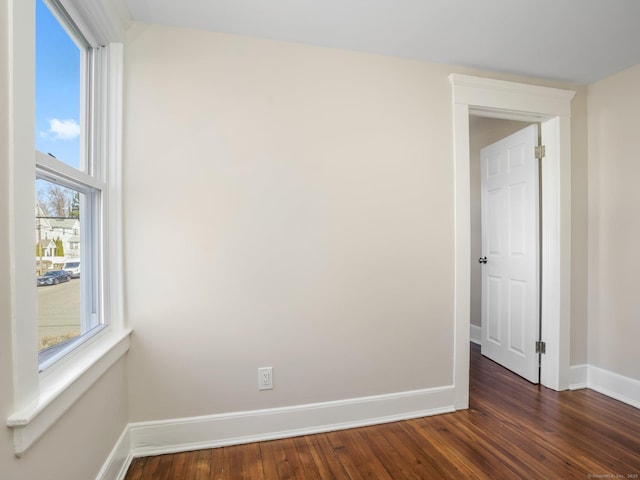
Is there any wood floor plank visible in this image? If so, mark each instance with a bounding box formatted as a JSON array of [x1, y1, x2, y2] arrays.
[[381, 421, 452, 478], [124, 344, 640, 479], [302, 430, 346, 479], [398, 417, 484, 479], [192, 448, 212, 480], [259, 437, 307, 480], [258, 441, 280, 480], [277, 437, 307, 479], [165, 451, 189, 479], [348, 425, 411, 480], [124, 457, 147, 480], [324, 430, 366, 480], [207, 445, 225, 479], [129, 454, 171, 479], [245, 442, 266, 479], [409, 414, 494, 479], [290, 434, 324, 479], [333, 427, 394, 480], [226, 443, 247, 480]]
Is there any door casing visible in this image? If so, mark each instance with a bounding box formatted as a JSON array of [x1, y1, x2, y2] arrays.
[[449, 74, 576, 409]]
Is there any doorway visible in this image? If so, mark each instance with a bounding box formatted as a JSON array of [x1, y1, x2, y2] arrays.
[[449, 74, 575, 410], [470, 119, 540, 383]]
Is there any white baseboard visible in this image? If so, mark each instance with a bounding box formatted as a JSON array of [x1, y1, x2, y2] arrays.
[[96, 366, 640, 479], [569, 364, 588, 390], [470, 324, 482, 345], [96, 386, 454, 478], [587, 365, 640, 409], [96, 425, 133, 480], [569, 363, 640, 409], [127, 386, 455, 458]]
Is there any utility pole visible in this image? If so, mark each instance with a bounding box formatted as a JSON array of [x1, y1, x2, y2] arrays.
[[37, 216, 43, 275]]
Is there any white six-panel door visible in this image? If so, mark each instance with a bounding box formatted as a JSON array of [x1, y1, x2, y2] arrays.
[[480, 124, 540, 383]]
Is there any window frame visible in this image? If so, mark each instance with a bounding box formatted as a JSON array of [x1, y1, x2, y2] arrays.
[[6, 0, 130, 455], [34, 8, 103, 363], [35, 161, 103, 371]]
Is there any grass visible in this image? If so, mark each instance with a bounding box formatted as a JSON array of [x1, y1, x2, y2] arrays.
[[39, 330, 80, 351]]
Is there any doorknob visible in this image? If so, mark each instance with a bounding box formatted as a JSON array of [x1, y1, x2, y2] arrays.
[[478, 257, 487, 264]]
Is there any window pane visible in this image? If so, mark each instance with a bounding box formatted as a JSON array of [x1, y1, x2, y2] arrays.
[[36, 179, 95, 364], [35, 0, 83, 170]]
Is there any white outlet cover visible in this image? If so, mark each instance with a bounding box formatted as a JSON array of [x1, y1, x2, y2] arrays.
[[258, 367, 273, 390]]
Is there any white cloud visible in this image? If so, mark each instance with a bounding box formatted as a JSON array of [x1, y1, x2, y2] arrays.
[[42, 118, 80, 140]]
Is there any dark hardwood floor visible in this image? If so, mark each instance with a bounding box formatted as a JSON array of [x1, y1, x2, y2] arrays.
[[125, 344, 640, 479]]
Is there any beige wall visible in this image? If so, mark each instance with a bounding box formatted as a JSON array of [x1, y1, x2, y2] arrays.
[[124, 24, 456, 421], [0, 360, 128, 480], [0, 1, 129, 478], [123, 23, 589, 422], [570, 92, 589, 367], [587, 65, 640, 380]]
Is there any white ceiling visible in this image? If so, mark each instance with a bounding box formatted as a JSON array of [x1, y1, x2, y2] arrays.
[[123, 0, 640, 84]]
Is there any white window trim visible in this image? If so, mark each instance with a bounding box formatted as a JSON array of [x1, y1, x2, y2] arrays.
[[6, 0, 130, 456]]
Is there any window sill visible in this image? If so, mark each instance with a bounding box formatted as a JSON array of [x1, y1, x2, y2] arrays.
[[6, 328, 132, 456]]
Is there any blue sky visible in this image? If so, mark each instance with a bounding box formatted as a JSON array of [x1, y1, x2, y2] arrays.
[[36, 0, 81, 170]]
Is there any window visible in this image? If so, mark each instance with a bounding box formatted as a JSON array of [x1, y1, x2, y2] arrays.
[[7, 0, 128, 455], [35, 0, 83, 170], [35, 177, 100, 368], [35, 0, 102, 369]]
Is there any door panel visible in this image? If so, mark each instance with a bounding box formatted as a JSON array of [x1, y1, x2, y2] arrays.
[[508, 279, 526, 354], [488, 188, 503, 255], [480, 124, 540, 383], [509, 182, 526, 255], [487, 275, 502, 344]]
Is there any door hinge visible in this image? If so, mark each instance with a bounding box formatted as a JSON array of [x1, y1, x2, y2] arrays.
[[535, 145, 546, 160], [535, 341, 546, 354]]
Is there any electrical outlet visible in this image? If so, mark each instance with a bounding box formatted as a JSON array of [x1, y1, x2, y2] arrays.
[[258, 367, 273, 390]]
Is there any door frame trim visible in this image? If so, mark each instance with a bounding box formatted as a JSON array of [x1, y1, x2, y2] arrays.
[[449, 74, 576, 409]]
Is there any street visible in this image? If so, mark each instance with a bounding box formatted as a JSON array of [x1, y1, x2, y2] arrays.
[[37, 279, 80, 350]]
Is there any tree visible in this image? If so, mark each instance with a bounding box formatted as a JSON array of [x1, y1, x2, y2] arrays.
[[55, 237, 65, 257], [37, 184, 72, 217], [69, 192, 80, 218]]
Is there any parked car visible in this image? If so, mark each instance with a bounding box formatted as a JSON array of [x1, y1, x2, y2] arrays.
[[37, 270, 72, 286], [62, 259, 81, 278]]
